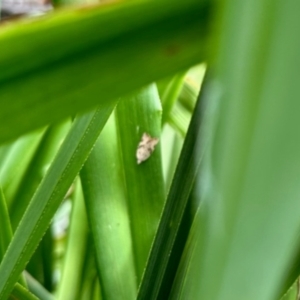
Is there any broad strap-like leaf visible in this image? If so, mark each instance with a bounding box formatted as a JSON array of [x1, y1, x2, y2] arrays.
[[81, 114, 137, 300], [0, 0, 210, 144], [137, 74, 209, 300], [116, 84, 165, 282], [171, 0, 300, 299]]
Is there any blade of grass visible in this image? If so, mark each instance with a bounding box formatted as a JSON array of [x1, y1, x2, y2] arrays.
[[26, 238, 48, 291], [0, 143, 12, 167], [0, 187, 13, 262], [9, 283, 39, 300], [161, 72, 187, 125], [178, 78, 200, 113], [137, 74, 210, 300], [81, 113, 137, 300], [278, 244, 300, 298], [77, 237, 101, 300], [158, 191, 195, 299], [280, 280, 298, 300], [7, 122, 69, 291], [9, 121, 71, 230], [25, 272, 55, 300], [39, 228, 54, 292], [168, 102, 191, 137], [168, 206, 205, 300], [0, 102, 116, 299], [116, 84, 165, 282], [161, 125, 183, 190], [0, 129, 45, 206], [0, 187, 27, 288], [0, 0, 211, 144], [56, 178, 88, 300]]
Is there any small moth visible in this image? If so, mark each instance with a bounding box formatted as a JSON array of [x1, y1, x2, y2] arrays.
[[136, 133, 159, 164]]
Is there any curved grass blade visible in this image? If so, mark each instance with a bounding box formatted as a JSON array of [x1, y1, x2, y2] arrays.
[[10, 283, 39, 300], [24, 271, 55, 300], [25, 272, 55, 300], [161, 72, 187, 125], [0, 102, 116, 299], [137, 74, 209, 300], [81, 114, 137, 300], [116, 84, 165, 282], [0, 0, 210, 144]]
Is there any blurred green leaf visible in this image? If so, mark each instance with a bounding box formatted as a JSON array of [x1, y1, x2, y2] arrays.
[[0, 129, 45, 206], [9, 121, 71, 230], [0, 0, 210, 144], [170, 0, 300, 299], [161, 125, 183, 190]]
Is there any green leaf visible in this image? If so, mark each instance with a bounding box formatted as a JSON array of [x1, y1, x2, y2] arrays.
[[167, 64, 205, 116], [25, 272, 55, 300], [0, 102, 115, 299], [0, 0, 210, 144], [9, 283, 39, 300], [161, 125, 183, 190], [0, 187, 27, 288], [0, 129, 45, 206], [161, 72, 187, 125], [81, 114, 137, 300], [171, 0, 300, 299], [76, 238, 100, 300], [116, 84, 165, 281], [280, 280, 298, 300], [137, 74, 207, 300], [56, 179, 89, 300], [0, 143, 13, 166], [25, 228, 54, 292], [9, 121, 71, 230], [168, 102, 192, 137], [0, 187, 13, 262]]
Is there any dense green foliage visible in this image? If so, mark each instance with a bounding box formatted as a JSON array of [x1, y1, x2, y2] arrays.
[[0, 0, 300, 299]]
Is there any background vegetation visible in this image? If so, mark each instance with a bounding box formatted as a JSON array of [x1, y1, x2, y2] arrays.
[[0, 0, 300, 299]]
